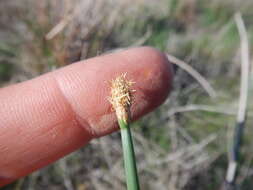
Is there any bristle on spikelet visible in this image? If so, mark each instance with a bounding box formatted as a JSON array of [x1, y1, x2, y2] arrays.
[[109, 73, 135, 124]]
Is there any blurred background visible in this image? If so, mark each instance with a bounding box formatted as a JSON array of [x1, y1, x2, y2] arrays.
[[1, 0, 253, 189]]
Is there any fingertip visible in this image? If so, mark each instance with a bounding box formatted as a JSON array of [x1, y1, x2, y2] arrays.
[[52, 46, 173, 137], [74, 46, 174, 136], [136, 46, 174, 100], [123, 46, 174, 120]]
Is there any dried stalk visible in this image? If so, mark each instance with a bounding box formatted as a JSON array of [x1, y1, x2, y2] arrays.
[[225, 13, 250, 189]]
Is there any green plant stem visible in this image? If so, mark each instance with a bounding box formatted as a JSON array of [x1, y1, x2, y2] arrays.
[[119, 119, 140, 190]]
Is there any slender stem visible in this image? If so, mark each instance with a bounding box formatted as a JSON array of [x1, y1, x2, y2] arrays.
[[119, 119, 140, 190], [225, 13, 250, 189]]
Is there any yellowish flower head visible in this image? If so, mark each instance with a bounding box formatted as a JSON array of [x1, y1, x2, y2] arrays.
[[109, 73, 134, 123]]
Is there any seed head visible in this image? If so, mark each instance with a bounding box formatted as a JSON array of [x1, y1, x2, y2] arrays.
[[109, 73, 134, 124]]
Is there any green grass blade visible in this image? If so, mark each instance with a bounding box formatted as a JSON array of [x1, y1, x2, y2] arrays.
[[119, 119, 140, 190]]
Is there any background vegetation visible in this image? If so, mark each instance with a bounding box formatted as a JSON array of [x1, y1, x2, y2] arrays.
[[1, 0, 253, 189]]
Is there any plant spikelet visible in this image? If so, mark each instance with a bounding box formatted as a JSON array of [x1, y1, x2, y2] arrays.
[[109, 73, 134, 124]]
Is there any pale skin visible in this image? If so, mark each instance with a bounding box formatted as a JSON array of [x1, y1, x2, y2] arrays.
[[0, 47, 173, 187]]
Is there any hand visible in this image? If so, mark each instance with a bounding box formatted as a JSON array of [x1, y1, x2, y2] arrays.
[[0, 47, 173, 186]]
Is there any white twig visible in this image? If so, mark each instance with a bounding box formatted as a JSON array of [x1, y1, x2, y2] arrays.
[[132, 27, 152, 46], [167, 104, 238, 117], [166, 54, 217, 98], [45, 15, 73, 40], [225, 12, 250, 185], [234, 13, 250, 123]]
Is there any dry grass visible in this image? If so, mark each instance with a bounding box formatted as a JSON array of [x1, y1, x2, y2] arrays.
[[1, 0, 253, 189]]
